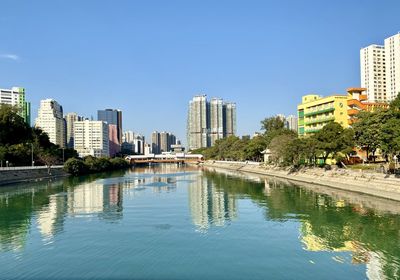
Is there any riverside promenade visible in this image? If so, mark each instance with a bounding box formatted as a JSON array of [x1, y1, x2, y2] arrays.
[[202, 161, 400, 202], [0, 166, 68, 186]]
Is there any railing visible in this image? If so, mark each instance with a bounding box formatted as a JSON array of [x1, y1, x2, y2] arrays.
[[304, 107, 335, 117], [0, 165, 64, 171], [305, 116, 335, 125]]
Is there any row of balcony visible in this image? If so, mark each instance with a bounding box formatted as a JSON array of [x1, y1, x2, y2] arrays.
[[304, 107, 335, 117]]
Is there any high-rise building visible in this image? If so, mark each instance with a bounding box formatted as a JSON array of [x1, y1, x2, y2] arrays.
[[151, 131, 161, 154], [65, 112, 84, 149], [97, 109, 122, 144], [360, 45, 386, 102], [209, 98, 224, 146], [160, 131, 169, 153], [0, 86, 31, 125], [385, 33, 400, 101], [360, 33, 400, 102], [108, 124, 120, 157], [73, 120, 109, 158], [151, 131, 177, 153], [187, 95, 209, 150], [286, 115, 298, 132], [35, 99, 66, 147], [122, 131, 135, 144], [187, 95, 237, 150]]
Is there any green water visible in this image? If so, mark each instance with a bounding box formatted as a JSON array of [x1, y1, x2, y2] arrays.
[[0, 165, 399, 279]]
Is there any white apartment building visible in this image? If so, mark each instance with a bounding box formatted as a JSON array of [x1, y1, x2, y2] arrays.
[[187, 95, 208, 150], [360, 45, 386, 102], [65, 112, 84, 149], [385, 33, 400, 101], [0, 86, 30, 124], [74, 120, 109, 158], [209, 98, 224, 146], [35, 99, 66, 147]]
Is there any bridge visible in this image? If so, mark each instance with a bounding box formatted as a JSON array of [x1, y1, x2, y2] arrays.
[[125, 153, 204, 165]]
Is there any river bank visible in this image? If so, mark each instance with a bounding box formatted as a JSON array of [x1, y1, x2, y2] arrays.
[[202, 160, 400, 202], [0, 166, 69, 186]]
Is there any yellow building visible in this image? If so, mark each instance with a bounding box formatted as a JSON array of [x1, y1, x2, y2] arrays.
[[297, 94, 348, 136]]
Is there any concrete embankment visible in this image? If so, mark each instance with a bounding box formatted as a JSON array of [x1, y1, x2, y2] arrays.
[[0, 166, 69, 186], [202, 161, 400, 202]]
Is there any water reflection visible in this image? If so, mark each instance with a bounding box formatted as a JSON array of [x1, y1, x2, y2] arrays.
[[188, 175, 237, 231], [0, 166, 400, 279], [203, 168, 400, 280]]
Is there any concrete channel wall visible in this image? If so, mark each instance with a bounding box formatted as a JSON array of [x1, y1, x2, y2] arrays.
[[203, 161, 400, 202], [0, 166, 69, 186]]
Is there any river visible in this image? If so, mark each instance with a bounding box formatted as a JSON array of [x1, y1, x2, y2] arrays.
[[0, 165, 399, 279]]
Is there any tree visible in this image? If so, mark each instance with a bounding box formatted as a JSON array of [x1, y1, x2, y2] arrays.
[[0, 105, 31, 145], [37, 148, 59, 174], [314, 122, 355, 164], [244, 135, 268, 161], [268, 133, 297, 165], [261, 116, 285, 134], [353, 111, 383, 161]]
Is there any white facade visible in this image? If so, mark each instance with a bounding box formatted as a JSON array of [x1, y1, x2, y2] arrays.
[[74, 120, 109, 158], [187, 95, 208, 150], [360, 44, 386, 102], [286, 115, 298, 132], [209, 98, 224, 146], [187, 95, 237, 150], [0, 87, 22, 106], [35, 99, 66, 148], [65, 112, 84, 149], [385, 33, 400, 101]]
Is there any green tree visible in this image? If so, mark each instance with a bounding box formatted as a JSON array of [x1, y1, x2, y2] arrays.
[[314, 122, 355, 164], [0, 105, 31, 145]]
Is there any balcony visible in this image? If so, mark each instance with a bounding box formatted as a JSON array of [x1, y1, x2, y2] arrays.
[[304, 116, 335, 125], [304, 107, 335, 117]]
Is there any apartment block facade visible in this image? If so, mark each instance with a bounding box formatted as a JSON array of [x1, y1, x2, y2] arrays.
[[0, 86, 31, 125], [297, 94, 348, 136], [35, 99, 66, 147], [65, 112, 84, 149], [360, 45, 386, 102], [187, 95, 237, 150], [74, 120, 109, 158], [385, 33, 400, 101], [360, 33, 400, 102]]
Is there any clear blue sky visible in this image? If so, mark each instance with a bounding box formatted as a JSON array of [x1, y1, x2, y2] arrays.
[[1, 0, 399, 143]]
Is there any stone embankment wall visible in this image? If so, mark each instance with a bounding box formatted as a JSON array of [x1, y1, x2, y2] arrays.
[[0, 166, 69, 186], [202, 161, 400, 202]]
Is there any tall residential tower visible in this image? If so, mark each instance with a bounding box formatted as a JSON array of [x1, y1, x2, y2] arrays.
[[35, 99, 66, 147], [187, 95, 237, 150]]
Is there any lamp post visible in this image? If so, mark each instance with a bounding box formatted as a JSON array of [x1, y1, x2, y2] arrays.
[[31, 143, 34, 167]]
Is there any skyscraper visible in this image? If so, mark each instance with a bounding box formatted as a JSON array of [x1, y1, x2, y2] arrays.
[[187, 95, 209, 150], [151, 131, 177, 154], [385, 33, 400, 101], [187, 95, 237, 150], [209, 98, 224, 146], [360, 33, 400, 102], [65, 112, 84, 149], [97, 109, 122, 144], [151, 131, 161, 154], [0, 86, 31, 125], [35, 99, 66, 147], [360, 45, 386, 102], [224, 102, 237, 137], [286, 115, 298, 132]]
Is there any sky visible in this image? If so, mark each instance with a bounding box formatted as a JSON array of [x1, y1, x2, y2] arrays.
[[1, 0, 400, 143]]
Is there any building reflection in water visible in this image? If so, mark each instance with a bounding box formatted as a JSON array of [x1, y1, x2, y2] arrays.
[[189, 175, 237, 231]]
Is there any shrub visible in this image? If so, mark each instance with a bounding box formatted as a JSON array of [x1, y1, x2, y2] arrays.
[[64, 158, 88, 175]]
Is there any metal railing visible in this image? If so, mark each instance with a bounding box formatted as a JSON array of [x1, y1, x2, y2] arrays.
[[0, 165, 64, 171]]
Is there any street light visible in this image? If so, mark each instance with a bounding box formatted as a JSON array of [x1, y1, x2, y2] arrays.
[[31, 143, 34, 167]]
